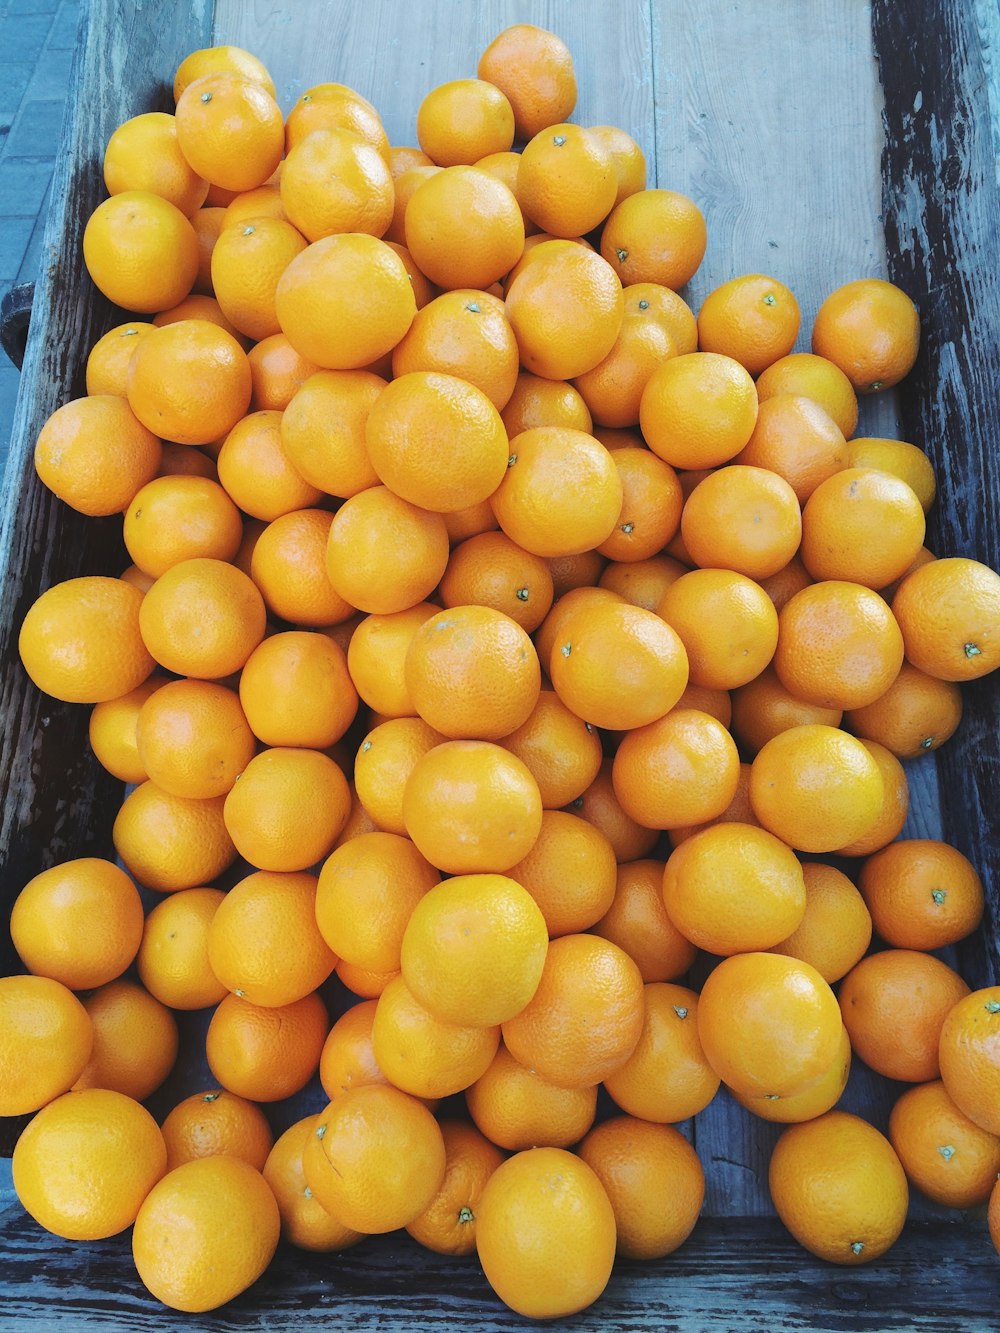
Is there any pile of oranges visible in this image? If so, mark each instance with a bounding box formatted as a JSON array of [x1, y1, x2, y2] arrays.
[[2, 22, 1000, 1319]]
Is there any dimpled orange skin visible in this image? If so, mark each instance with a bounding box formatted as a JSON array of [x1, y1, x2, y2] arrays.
[[938, 987, 1000, 1135], [0, 976, 93, 1116], [888, 1080, 1000, 1209], [639, 352, 758, 470], [612, 709, 741, 831], [325, 486, 450, 616], [139, 558, 266, 679], [732, 1023, 852, 1125], [174, 74, 284, 193], [263, 1116, 364, 1253], [800, 468, 926, 590], [34, 395, 162, 517], [206, 991, 328, 1103], [126, 320, 251, 446], [857, 838, 984, 951], [768, 1112, 909, 1264], [891, 556, 1000, 682], [82, 190, 200, 313], [465, 1042, 598, 1151], [811, 277, 920, 393], [279, 127, 394, 242], [370, 975, 500, 1099]]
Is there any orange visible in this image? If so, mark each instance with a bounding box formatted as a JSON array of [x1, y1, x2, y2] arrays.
[[102, 112, 204, 214], [326, 485, 449, 615], [276, 233, 416, 369], [173, 45, 276, 103], [417, 79, 514, 165], [280, 368, 384, 497], [403, 739, 543, 874], [82, 190, 199, 313], [845, 663, 962, 761], [353, 716, 444, 834], [318, 999, 389, 1100], [191, 204, 227, 294], [127, 319, 250, 445], [284, 82, 389, 158], [889, 1080, 1000, 1209], [476, 1146, 614, 1320], [574, 310, 679, 430], [19, 575, 154, 705], [735, 394, 848, 504], [400, 873, 547, 1026], [315, 830, 440, 974], [222, 746, 350, 872], [501, 371, 593, 436], [209, 215, 308, 340], [217, 409, 324, 522], [671, 681, 734, 729], [640, 352, 758, 468], [547, 598, 689, 730], [505, 809, 617, 937], [595, 448, 683, 560], [34, 393, 161, 517], [132, 1155, 279, 1313], [346, 602, 437, 715], [391, 289, 519, 412], [839, 949, 970, 1082], [733, 1023, 852, 1124], [279, 127, 393, 243], [222, 184, 287, 228], [403, 604, 540, 740], [404, 166, 525, 291], [492, 426, 623, 557], [263, 1115, 363, 1253], [13, 1089, 166, 1240], [891, 556, 1000, 681], [604, 982, 720, 1123], [161, 1088, 273, 1172], [152, 292, 249, 344], [768, 862, 872, 983], [133, 678, 254, 799], [384, 163, 441, 246], [0, 975, 93, 1116], [578, 1116, 704, 1260], [124, 475, 243, 577], [406, 1120, 505, 1256], [439, 531, 554, 633], [680, 464, 802, 580], [811, 277, 920, 392], [477, 24, 577, 139], [658, 566, 774, 693], [517, 123, 616, 237], [800, 467, 926, 588], [474, 149, 539, 236], [730, 665, 842, 754], [749, 724, 884, 853], [625, 282, 698, 354], [505, 241, 624, 380], [846, 436, 937, 513], [612, 708, 741, 830], [773, 580, 905, 710], [72, 979, 178, 1100], [835, 738, 910, 857], [665, 761, 760, 847], [303, 1085, 446, 1232], [112, 780, 235, 892], [599, 553, 687, 610], [547, 549, 609, 597], [390, 145, 434, 176], [589, 125, 647, 206], [857, 838, 984, 950], [501, 933, 644, 1089], [365, 371, 509, 513], [600, 188, 707, 289], [155, 440, 218, 479], [206, 991, 328, 1102], [698, 952, 842, 1098], [697, 272, 800, 375], [250, 510, 352, 627], [571, 757, 660, 863], [11, 858, 143, 991], [755, 351, 858, 438], [938, 987, 1000, 1135], [466, 1041, 597, 1150], [85, 320, 156, 396], [88, 674, 166, 784], [139, 557, 266, 678], [247, 332, 319, 410], [769, 1111, 908, 1263], [370, 975, 499, 1098], [662, 822, 806, 955], [592, 860, 697, 982], [136, 887, 228, 1010], [175, 73, 283, 192], [499, 689, 602, 809], [758, 554, 814, 613]]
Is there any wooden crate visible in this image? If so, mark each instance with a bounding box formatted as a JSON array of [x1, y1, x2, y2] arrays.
[[1, 0, 998, 1326]]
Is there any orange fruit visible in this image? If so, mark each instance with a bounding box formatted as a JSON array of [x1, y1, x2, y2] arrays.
[[938, 987, 1000, 1135], [11, 858, 143, 991], [573, 305, 679, 431], [466, 1041, 597, 1150], [612, 708, 741, 830], [748, 724, 884, 853], [263, 1115, 363, 1252], [758, 554, 814, 613], [501, 371, 593, 436], [600, 188, 707, 289], [735, 394, 848, 504], [474, 148, 540, 236], [733, 1023, 852, 1125], [353, 716, 445, 835], [680, 464, 802, 580], [501, 933, 644, 1089], [250, 510, 352, 627], [665, 761, 760, 847], [571, 756, 659, 863], [279, 127, 393, 243], [416, 79, 514, 165], [663, 821, 806, 955], [72, 979, 178, 1100], [671, 681, 734, 728], [132, 1155, 279, 1312], [892, 556, 1000, 681], [589, 125, 647, 206], [383, 162, 441, 246], [104, 110, 209, 215], [161, 1088, 273, 1172], [730, 665, 842, 755], [127, 319, 251, 445], [391, 289, 519, 412], [406, 1119, 505, 1256], [34, 394, 161, 517], [439, 531, 554, 634], [811, 277, 920, 392], [222, 183, 287, 228], [88, 674, 167, 784], [0, 975, 93, 1116], [477, 24, 577, 139], [403, 739, 543, 875], [546, 549, 610, 597], [592, 859, 697, 982], [14, 1088, 166, 1240], [139, 557, 266, 678], [768, 862, 873, 983], [222, 747, 350, 873], [280, 368, 383, 497], [624, 282, 698, 354], [173, 45, 276, 103], [318, 999, 389, 1101], [303, 1085, 446, 1232], [209, 215, 308, 340], [639, 351, 758, 468], [599, 553, 687, 611], [217, 409, 324, 522], [889, 1080, 1000, 1209], [390, 145, 434, 176], [284, 82, 388, 159], [698, 952, 843, 1098], [315, 830, 440, 974], [247, 332, 319, 410], [492, 426, 623, 557], [19, 575, 154, 705], [136, 887, 228, 1010], [276, 233, 416, 369], [769, 1111, 908, 1263], [370, 975, 499, 1098], [175, 73, 283, 192], [839, 949, 970, 1082], [346, 602, 437, 715], [157, 440, 218, 479], [604, 982, 720, 1123], [505, 241, 624, 380], [83, 190, 199, 312], [846, 436, 937, 513], [124, 475, 243, 577], [113, 780, 235, 892], [846, 662, 963, 761], [325, 485, 449, 615], [595, 448, 683, 560], [404, 166, 524, 291], [134, 678, 254, 800], [400, 873, 547, 1026], [190, 204, 227, 294], [206, 991, 328, 1102], [578, 1116, 704, 1260], [858, 838, 984, 950], [755, 350, 858, 438], [517, 123, 616, 237], [476, 1146, 614, 1319], [834, 738, 910, 858], [800, 467, 926, 588], [773, 580, 905, 711], [238, 631, 357, 750], [505, 809, 618, 938], [499, 689, 602, 809], [85, 320, 156, 396], [152, 291, 249, 343], [697, 272, 800, 375]]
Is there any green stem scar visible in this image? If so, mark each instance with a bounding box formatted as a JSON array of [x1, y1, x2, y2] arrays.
[[362, 740, 372, 752], [931, 888, 946, 905], [763, 293, 776, 305], [616, 247, 629, 263], [638, 299, 649, 310], [243, 225, 256, 236], [986, 1000, 1000, 1014], [851, 1241, 864, 1255], [673, 1005, 689, 1019], [200, 91, 213, 103], [553, 135, 567, 146], [938, 1144, 956, 1161], [561, 642, 572, 657], [620, 521, 634, 534], [507, 454, 517, 467], [458, 1206, 474, 1225], [515, 587, 529, 602], [316, 1123, 327, 1139], [921, 736, 934, 749], [202, 1092, 220, 1103], [466, 301, 481, 313], [964, 642, 982, 659]]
